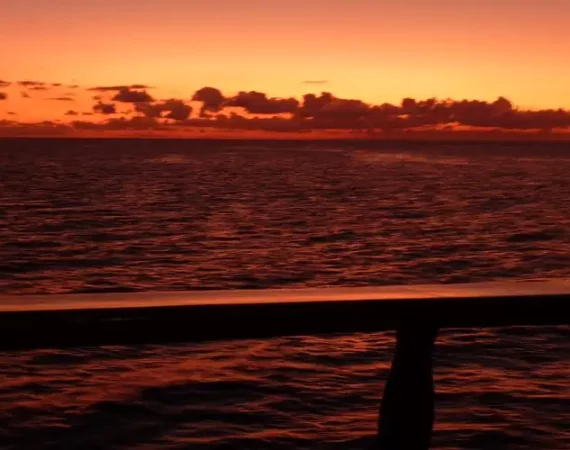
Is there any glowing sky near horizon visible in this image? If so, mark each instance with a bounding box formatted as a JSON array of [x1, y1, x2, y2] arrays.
[[1, 0, 570, 130]]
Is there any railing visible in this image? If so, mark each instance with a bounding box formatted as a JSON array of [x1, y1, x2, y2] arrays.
[[1, 279, 570, 449]]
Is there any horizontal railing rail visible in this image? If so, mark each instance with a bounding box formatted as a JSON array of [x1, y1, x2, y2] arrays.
[[1, 280, 570, 351]]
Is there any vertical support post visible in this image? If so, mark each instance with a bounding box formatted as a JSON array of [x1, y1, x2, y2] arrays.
[[372, 325, 438, 450]]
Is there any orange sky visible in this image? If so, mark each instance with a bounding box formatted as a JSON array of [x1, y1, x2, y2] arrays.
[[1, 0, 570, 138]]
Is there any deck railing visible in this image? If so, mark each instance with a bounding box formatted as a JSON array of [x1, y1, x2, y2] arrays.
[[2, 279, 570, 449]]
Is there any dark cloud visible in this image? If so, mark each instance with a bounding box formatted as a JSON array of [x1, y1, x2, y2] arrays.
[[0, 80, 10, 88], [134, 102, 163, 118], [192, 90, 570, 133], [225, 91, 299, 114], [135, 99, 192, 121], [93, 101, 117, 115], [303, 80, 328, 84], [162, 100, 192, 121], [18, 81, 47, 87], [298, 92, 335, 117], [194, 89, 539, 133], [30, 86, 49, 91], [319, 98, 370, 119], [8, 112, 16, 115], [21, 91, 30, 98], [383, 97, 533, 130], [89, 84, 152, 92], [82, 112, 94, 116], [49, 97, 75, 102], [65, 110, 79, 116], [52, 83, 62, 87], [192, 87, 226, 116], [0, 92, 7, 100], [67, 88, 570, 135], [4, 83, 570, 137], [296, 93, 374, 129], [112, 88, 154, 103]]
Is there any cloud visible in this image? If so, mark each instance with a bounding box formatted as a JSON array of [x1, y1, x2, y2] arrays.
[[319, 98, 370, 118], [89, 84, 152, 92], [303, 80, 328, 84], [8, 112, 16, 115], [21, 91, 30, 98], [18, 81, 47, 87], [93, 101, 117, 115], [0, 80, 10, 88], [379, 97, 570, 131], [0, 92, 7, 100], [30, 86, 49, 91], [192, 87, 226, 116], [112, 88, 154, 103], [134, 102, 163, 118], [162, 100, 192, 121], [204, 89, 570, 133], [224, 91, 299, 114], [135, 99, 192, 121], [297, 92, 334, 117], [3, 83, 570, 137]]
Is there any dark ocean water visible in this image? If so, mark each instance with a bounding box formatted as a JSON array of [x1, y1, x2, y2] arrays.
[[1, 139, 570, 449]]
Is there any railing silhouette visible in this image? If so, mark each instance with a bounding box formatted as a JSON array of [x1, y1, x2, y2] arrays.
[[2, 279, 570, 449]]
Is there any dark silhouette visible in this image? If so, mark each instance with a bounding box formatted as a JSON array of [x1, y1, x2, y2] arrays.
[[373, 325, 439, 450]]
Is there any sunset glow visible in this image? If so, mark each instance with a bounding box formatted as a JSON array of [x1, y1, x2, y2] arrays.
[[2, 0, 570, 138]]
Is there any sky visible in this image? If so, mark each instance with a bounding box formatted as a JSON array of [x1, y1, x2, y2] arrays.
[[1, 0, 570, 138]]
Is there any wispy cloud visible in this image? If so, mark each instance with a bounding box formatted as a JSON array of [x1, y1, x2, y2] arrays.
[[18, 81, 47, 87], [49, 97, 75, 102], [88, 84, 152, 92]]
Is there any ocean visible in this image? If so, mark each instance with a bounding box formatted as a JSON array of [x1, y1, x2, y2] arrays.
[[1, 138, 570, 449]]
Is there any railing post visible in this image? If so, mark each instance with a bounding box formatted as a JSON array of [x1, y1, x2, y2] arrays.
[[373, 325, 439, 450]]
